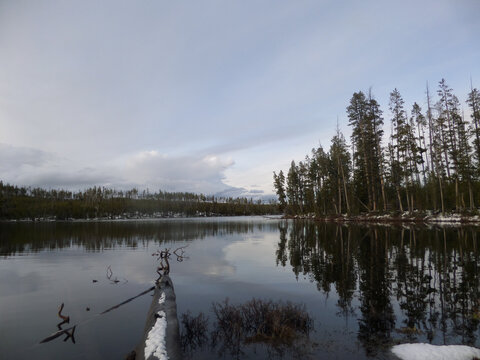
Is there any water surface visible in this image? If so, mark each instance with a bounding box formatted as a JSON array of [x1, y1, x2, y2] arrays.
[[1, 218, 480, 359]]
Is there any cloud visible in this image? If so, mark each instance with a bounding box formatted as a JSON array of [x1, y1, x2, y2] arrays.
[[0, 143, 52, 168], [0, 143, 119, 188], [118, 150, 235, 193], [0, 143, 240, 194]]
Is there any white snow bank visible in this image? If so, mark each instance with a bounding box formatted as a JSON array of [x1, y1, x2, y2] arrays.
[[144, 310, 168, 360], [392, 343, 480, 360]]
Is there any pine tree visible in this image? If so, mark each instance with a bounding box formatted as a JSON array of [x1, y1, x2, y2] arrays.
[[367, 91, 387, 211], [426, 83, 445, 213], [298, 158, 311, 213], [329, 129, 351, 214], [411, 103, 428, 185], [311, 146, 330, 214], [286, 161, 300, 213], [347, 91, 383, 211], [467, 86, 480, 177], [456, 111, 474, 209], [273, 170, 287, 211], [437, 79, 465, 210], [389, 88, 409, 211]]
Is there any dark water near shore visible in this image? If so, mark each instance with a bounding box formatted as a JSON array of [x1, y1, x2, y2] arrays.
[[1, 217, 480, 359]]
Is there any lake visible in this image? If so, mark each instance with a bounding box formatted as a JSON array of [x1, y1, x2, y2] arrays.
[[1, 217, 480, 359]]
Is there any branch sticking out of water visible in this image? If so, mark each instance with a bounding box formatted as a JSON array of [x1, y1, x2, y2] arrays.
[[100, 286, 155, 314], [106, 265, 120, 284], [57, 303, 70, 322], [39, 286, 155, 344], [152, 245, 189, 276]]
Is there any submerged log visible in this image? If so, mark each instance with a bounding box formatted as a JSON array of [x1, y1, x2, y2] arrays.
[[135, 275, 182, 360]]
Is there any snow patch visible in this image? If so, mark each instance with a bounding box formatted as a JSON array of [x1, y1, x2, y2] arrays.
[[159, 292, 165, 304], [392, 343, 480, 360], [144, 311, 168, 360]]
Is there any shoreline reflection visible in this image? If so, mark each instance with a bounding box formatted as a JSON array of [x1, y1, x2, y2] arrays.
[[276, 221, 480, 356]]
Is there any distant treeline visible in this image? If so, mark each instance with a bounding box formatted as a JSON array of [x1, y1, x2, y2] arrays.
[[0, 182, 279, 220], [274, 79, 480, 215]]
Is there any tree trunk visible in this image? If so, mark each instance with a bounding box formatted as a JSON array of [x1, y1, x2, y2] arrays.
[[396, 186, 403, 212], [469, 180, 474, 210], [340, 163, 351, 214], [438, 177, 445, 215]]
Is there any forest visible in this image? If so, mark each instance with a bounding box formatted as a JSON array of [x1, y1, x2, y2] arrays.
[[0, 182, 278, 220], [274, 79, 480, 216]]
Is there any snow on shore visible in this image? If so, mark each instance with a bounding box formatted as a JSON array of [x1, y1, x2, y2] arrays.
[[392, 343, 480, 360], [286, 212, 480, 225]]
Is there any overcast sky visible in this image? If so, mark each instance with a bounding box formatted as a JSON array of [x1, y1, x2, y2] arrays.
[[0, 0, 479, 197]]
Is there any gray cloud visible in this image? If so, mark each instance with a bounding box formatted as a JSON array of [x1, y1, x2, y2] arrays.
[[117, 150, 235, 194], [0, 143, 242, 194], [0, 143, 118, 189], [0, 143, 53, 168]]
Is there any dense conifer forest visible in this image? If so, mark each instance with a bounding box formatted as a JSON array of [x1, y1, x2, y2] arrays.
[[0, 182, 278, 220], [274, 79, 480, 216]]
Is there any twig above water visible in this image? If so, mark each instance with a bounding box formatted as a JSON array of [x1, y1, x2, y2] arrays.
[[152, 245, 189, 277], [39, 286, 155, 344]]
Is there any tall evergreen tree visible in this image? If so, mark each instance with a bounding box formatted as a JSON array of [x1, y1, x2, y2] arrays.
[[311, 146, 330, 214], [467, 86, 480, 176], [273, 170, 287, 211], [389, 88, 412, 211], [437, 79, 467, 210], [347, 91, 383, 211], [329, 129, 351, 214], [286, 161, 300, 213], [367, 91, 387, 211], [411, 103, 428, 185]]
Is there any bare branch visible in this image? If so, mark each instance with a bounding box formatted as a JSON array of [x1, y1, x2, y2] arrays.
[[57, 303, 70, 322], [152, 246, 188, 277]]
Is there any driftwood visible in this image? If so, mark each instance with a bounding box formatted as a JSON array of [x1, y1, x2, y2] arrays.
[[57, 303, 70, 322], [39, 287, 155, 344], [135, 275, 182, 360], [40, 246, 188, 352], [40, 325, 76, 344], [101, 286, 155, 314], [106, 265, 128, 284], [39, 303, 75, 343]]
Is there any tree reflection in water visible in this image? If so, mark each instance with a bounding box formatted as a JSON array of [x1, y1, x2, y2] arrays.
[[276, 221, 480, 356]]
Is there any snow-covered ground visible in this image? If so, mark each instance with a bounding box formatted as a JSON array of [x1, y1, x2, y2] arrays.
[[392, 343, 480, 360], [286, 212, 480, 226]]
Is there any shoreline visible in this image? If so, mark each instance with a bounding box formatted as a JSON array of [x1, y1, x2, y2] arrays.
[[2, 212, 480, 225], [0, 214, 282, 223], [283, 212, 480, 225]]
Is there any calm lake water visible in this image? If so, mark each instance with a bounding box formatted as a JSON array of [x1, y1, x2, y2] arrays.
[[1, 217, 480, 359]]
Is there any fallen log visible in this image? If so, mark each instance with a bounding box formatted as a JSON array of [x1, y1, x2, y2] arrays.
[[134, 275, 182, 360]]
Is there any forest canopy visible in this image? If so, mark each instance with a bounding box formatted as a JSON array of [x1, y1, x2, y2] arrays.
[[274, 79, 480, 216], [0, 182, 278, 220]]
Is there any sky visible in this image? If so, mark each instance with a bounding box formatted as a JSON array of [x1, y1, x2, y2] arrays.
[[0, 0, 479, 198]]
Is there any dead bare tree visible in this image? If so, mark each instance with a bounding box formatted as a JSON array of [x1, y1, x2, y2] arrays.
[[152, 245, 188, 278]]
